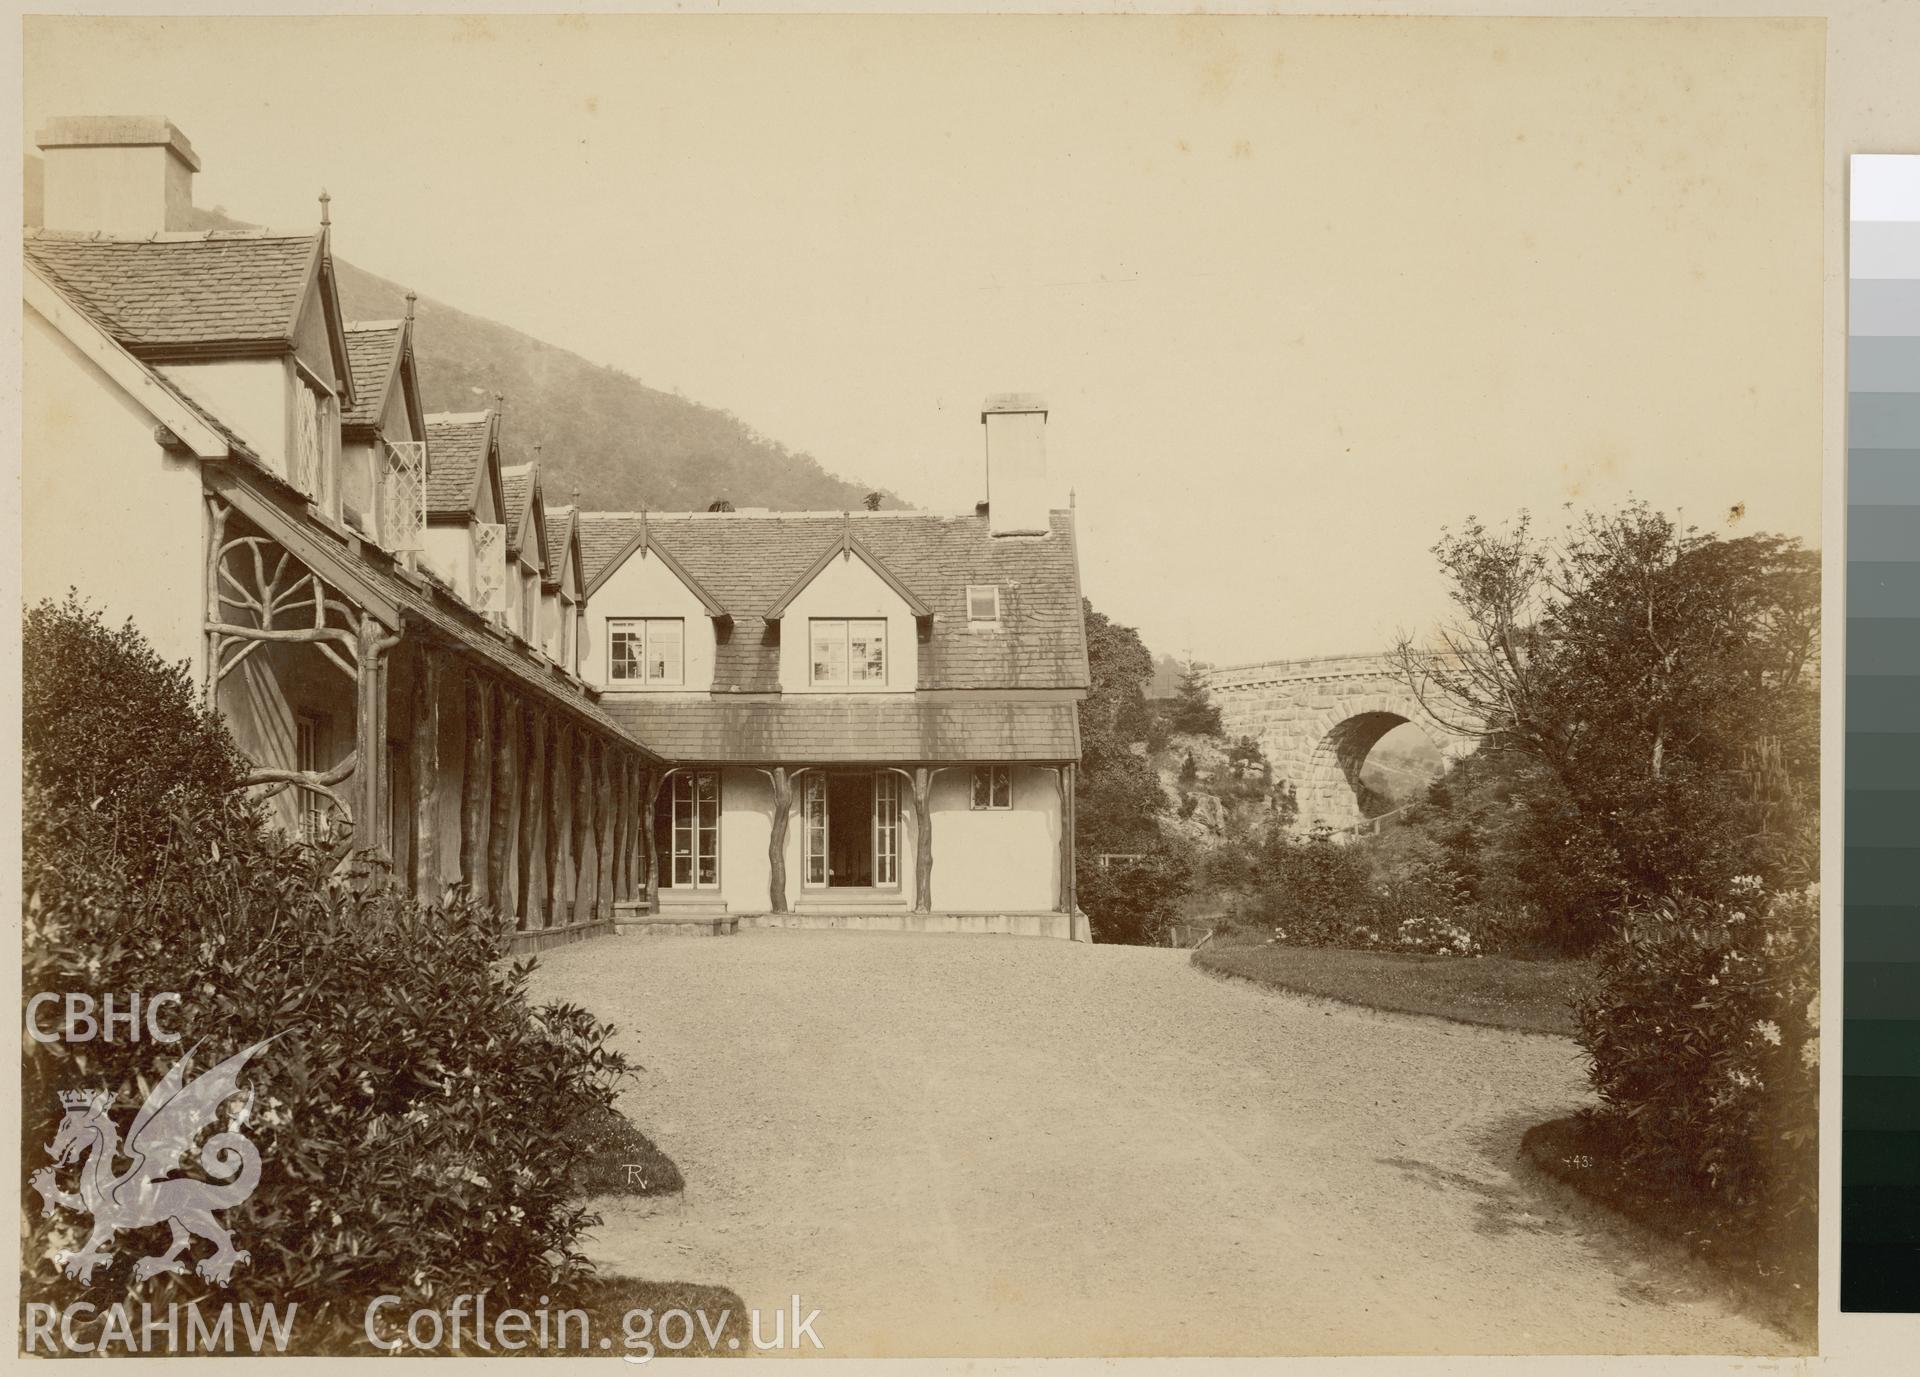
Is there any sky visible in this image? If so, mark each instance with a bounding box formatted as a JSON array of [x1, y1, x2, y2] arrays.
[[23, 14, 1825, 666]]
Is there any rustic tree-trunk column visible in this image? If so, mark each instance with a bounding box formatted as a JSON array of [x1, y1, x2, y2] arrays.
[[488, 691, 521, 914], [351, 618, 382, 853], [520, 707, 547, 929], [204, 498, 229, 701], [768, 766, 792, 914], [594, 745, 616, 920], [572, 735, 596, 925], [1057, 765, 1074, 914], [624, 758, 642, 901], [1064, 762, 1079, 916], [610, 751, 631, 905], [411, 644, 441, 905], [912, 766, 933, 914], [643, 768, 663, 914], [547, 721, 570, 926], [459, 672, 494, 906]]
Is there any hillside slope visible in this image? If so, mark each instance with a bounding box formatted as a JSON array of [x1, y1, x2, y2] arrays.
[[26, 171, 894, 514], [325, 253, 897, 514]]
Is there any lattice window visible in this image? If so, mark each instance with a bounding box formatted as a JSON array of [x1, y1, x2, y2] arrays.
[[472, 522, 508, 612], [383, 440, 427, 551], [291, 382, 322, 498]]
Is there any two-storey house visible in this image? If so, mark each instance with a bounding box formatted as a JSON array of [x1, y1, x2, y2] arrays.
[[577, 396, 1091, 940]]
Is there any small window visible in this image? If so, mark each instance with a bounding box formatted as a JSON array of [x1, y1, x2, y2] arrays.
[[810, 618, 887, 686], [609, 618, 684, 684], [971, 765, 1013, 810], [967, 585, 1000, 625]]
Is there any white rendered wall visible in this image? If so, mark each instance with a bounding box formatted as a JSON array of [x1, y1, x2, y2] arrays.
[[159, 359, 287, 476], [23, 307, 208, 677], [927, 765, 1061, 912]]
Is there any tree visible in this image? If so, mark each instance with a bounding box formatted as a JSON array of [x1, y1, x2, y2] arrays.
[[1393, 503, 1818, 943], [1074, 598, 1189, 943], [1164, 660, 1225, 738], [863, 491, 883, 511]]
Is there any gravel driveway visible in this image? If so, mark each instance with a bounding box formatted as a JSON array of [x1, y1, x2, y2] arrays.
[[530, 931, 1788, 1357]]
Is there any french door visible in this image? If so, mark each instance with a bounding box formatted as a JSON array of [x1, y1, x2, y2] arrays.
[[655, 769, 720, 889], [803, 771, 900, 889]]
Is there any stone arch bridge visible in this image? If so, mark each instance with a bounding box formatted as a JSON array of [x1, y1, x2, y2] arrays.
[[1201, 653, 1479, 834]]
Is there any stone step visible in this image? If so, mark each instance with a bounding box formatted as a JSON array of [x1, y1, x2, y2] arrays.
[[612, 911, 738, 938]]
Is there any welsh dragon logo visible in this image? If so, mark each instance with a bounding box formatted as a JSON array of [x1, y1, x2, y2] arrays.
[[31, 1037, 278, 1287]]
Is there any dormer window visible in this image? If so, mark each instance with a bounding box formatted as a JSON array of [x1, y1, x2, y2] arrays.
[[810, 618, 886, 686], [966, 585, 1001, 626], [610, 618, 684, 685]]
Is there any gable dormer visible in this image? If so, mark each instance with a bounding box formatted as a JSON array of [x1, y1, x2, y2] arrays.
[[501, 461, 550, 646], [340, 308, 428, 552], [579, 513, 730, 693], [766, 526, 930, 694], [421, 409, 509, 614]]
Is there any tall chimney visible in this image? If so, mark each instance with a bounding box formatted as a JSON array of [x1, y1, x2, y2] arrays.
[[34, 116, 200, 235], [980, 392, 1050, 537]]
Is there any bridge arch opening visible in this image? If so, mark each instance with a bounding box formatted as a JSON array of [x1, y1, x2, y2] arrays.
[[1301, 709, 1447, 834]]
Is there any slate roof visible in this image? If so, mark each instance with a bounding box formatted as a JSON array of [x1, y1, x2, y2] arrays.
[[423, 411, 492, 519], [603, 698, 1079, 764], [340, 321, 403, 429], [580, 510, 1089, 694], [501, 463, 535, 556], [22, 229, 320, 353], [545, 505, 577, 590]]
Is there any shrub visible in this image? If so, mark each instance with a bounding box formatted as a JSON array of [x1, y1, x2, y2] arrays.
[[21, 598, 633, 1349], [1574, 880, 1818, 1248], [1079, 847, 1190, 946]]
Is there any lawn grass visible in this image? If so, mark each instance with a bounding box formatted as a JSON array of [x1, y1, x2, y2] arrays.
[[565, 1099, 686, 1198], [1522, 1114, 1815, 1346], [1194, 941, 1591, 1036]]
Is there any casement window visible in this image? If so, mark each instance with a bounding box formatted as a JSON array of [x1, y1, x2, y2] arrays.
[[663, 770, 720, 889], [291, 369, 338, 513], [381, 439, 428, 555], [609, 618, 684, 684], [971, 764, 1013, 811], [809, 618, 887, 686], [874, 773, 901, 886], [518, 569, 538, 643], [471, 523, 508, 615], [966, 585, 1001, 626], [802, 771, 901, 889], [295, 713, 328, 842]]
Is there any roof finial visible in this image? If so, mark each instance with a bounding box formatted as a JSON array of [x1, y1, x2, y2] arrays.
[[404, 290, 417, 324], [318, 189, 331, 228], [640, 508, 649, 555], [571, 484, 581, 508], [533, 441, 543, 461], [1069, 486, 1077, 510]]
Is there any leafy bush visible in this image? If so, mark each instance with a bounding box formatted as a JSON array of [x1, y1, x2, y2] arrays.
[[1079, 848, 1190, 946], [1574, 880, 1818, 1249], [21, 598, 633, 1348]]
